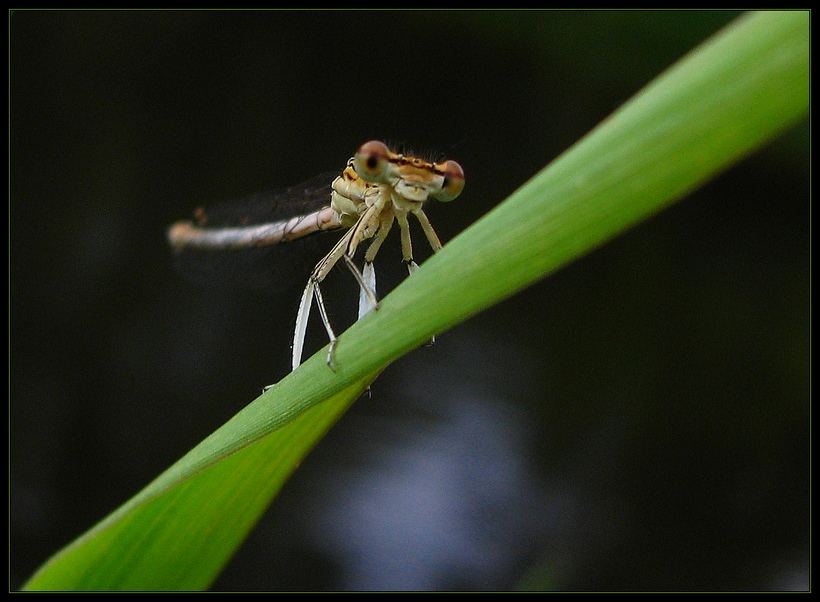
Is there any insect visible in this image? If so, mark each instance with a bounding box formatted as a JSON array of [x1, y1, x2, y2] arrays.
[[168, 140, 465, 371]]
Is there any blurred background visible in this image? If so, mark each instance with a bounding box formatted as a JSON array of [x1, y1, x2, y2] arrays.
[[10, 10, 808, 591]]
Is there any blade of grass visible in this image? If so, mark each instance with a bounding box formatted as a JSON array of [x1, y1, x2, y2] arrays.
[[23, 372, 380, 591], [22, 10, 808, 591]]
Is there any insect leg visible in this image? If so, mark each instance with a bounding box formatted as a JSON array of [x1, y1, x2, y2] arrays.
[[291, 228, 354, 370], [395, 211, 418, 275]]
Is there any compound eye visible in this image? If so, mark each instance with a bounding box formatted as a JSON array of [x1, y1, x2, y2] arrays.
[[433, 160, 465, 202], [353, 140, 391, 183]]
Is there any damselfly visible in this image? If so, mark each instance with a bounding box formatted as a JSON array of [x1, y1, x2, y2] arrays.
[[168, 141, 465, 371]]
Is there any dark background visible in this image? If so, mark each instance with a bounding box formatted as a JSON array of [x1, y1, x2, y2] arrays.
[[10, 10, 808, 591]]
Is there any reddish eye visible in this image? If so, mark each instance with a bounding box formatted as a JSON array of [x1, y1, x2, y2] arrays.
[[434, 160, 465, 202], [353, 140, 390, 182]]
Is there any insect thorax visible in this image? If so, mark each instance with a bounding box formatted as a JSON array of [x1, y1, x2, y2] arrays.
[[330, 163, 379, 228]]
